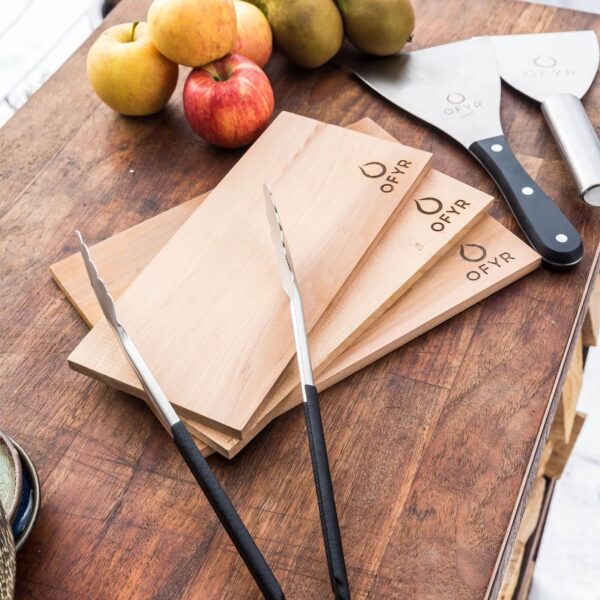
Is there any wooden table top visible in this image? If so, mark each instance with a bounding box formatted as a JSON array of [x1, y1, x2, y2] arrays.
[[1, 0, 599, 598]]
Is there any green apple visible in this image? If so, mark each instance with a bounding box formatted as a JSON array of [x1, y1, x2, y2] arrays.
[[148, 0, 237, 67], [87, 22, 178, 116]]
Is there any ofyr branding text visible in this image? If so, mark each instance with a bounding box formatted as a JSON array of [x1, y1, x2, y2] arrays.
[[415, 197, 470, 232], [523, 55, 575, 79], [460, 243, 515, 280], [443, 92, 483, 116], [358, 159, 413, 193]]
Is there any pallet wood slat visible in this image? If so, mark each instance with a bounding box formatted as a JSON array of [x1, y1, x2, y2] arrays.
[[550, 336, 583, 446], [582, 276, 600, 347], [499, 539, 526, 600], [498, 477, 546, 600], [545, 412, 587, 479], [537, 440, 554, 477]]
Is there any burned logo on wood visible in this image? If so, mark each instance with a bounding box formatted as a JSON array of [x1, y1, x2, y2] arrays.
[[414, 197, 471, 231], [358, 159, 413, 193], [460, 243, 515, 280]]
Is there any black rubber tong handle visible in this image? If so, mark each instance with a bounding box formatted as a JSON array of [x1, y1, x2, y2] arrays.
[[303, 385, 351, 600], [171, 422, 285, 600], [469, 135, 583, 268]]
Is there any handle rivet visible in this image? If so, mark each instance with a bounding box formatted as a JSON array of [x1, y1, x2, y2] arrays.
[[491, 143, 503, 152], [522, 186, 534, 196], [556, 233, 568, 243]]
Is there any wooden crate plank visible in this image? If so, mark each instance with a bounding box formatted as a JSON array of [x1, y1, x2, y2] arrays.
[[499, 539, 525, 600], [545, 412, 587, 479], [517, 477, 546, 546], [582, 276, 600, 347], [550, 336, 583, 445], [499, 477, 546, 599], [537, 440, 554, 477]]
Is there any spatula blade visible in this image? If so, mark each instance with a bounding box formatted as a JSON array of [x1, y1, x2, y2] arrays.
[[490, 31, 599, 102], [344, 37, 503, 148]]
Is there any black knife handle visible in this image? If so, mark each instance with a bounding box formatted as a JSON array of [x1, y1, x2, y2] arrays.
[[171, 421, 285, 600], [303, 385, 351, 600], [469, 135, 583, 268]]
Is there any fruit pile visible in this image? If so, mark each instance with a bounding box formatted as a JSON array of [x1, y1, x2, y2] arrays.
[[87, 0, 414, 148]]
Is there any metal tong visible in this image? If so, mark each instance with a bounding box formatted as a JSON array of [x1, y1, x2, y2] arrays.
[[76, 231, 284, 600], [263, 185, 351, 600]]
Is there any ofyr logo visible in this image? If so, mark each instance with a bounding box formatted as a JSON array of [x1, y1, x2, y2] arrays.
[[460, 243, 516, 280], [415, 197, 471, 232], [443, 92, 483, 116], [523, 54, 575, 78], [359, 159, 413, 193], [534, 55, 557, 68]]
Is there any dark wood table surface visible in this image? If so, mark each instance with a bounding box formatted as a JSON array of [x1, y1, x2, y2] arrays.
[[1, 0, 599, 597]]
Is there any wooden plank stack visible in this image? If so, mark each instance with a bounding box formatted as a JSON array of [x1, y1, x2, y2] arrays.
[[51, 114, 541, 458], [499, 275, 600, 599]]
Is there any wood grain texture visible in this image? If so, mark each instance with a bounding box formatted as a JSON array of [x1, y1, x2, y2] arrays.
[[498, 477, 546, 600], [50, 195, 206, 327], [549, 335, 583, 445], [2, 0, 600, 597], [582, 276, 600, 346], [67, 112, 431, 437], [188, 217, 541, 456], [55, 117, 495, 453], [545, 411, 587, 479], [52, 212, 539, 457], [240, 170, 493, 440]]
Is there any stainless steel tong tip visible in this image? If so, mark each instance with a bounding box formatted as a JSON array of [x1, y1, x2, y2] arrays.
[[75, 230, 121, 330]]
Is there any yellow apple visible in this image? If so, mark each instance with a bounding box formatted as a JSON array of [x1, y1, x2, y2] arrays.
[[148, 0, 237, 67], [87, 22, 178, 116], [232, 0, 272, 68]]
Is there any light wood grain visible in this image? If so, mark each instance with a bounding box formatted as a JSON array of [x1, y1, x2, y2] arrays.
[[58, 119, 492, 450], [498, 477, 546, 600], [53, 211, 540, 458], [550, 335, 583, 445], [582, 276, 600, 347], [56, 117, 494, 453], [498, 538, 526, 600], [545, 411, 587, 479], [51, 196, 206, 328], [68, 111, 432, 437], [192, 215, 541, 456], [537, 440, 554, 477], [241, 168, 494, 439]]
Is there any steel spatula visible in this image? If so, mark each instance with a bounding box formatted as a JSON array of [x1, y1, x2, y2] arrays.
[[342, 37, 583, 268], [490, 31, 600, 207]]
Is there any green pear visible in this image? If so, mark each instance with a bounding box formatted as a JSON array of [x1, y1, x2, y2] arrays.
[[247, 0, 344, 69], [338, 0, 415, 56]]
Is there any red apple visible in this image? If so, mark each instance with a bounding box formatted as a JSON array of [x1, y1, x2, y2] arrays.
[[183, 54, 274, 149], [232, 0, 272, 68]]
